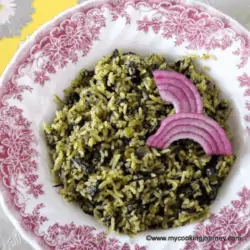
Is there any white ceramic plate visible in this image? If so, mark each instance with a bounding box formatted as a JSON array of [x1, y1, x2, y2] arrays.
[[1, 0, 250, 249]]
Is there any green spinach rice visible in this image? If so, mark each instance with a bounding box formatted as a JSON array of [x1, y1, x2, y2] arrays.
[[44, 50, 235, 235]]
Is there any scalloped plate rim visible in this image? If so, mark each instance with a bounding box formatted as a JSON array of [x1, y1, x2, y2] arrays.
[[0, 0, 250, 249]]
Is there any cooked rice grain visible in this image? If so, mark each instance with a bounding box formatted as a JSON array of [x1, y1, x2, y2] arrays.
[[44, 50, 235, 235]]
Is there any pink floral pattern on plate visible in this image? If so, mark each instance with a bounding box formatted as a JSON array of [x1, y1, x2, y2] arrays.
[[238, 73, 250, 128], [182, 187, 250, 250], [0, 0, 250, 249]]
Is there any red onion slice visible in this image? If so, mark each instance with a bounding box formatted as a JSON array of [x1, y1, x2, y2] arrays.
[[148, 125, 217, 154], [167, 132, 214, 155], [160, 85, 192, 113], [156, 118, 224, 153], [147, 113, 232, 155], [152, 123, 219, 153], [153, 70, 203, 113]]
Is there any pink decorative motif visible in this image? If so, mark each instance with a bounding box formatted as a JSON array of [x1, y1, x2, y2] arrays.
[[0, 0, 250, 249], [27, 11, 107, 86], [34, 71, 50, 86], [21, 204, 48, 231], [238, 73, 250, 88], [182, 186, 250, 250], [135, 1, 249, 67], [137, 17, 152, 33], [234, 35, 250, 69], [103, 0, 132, 24], [245, 102, 250, 111], [238, 73, 250, 123], [0, 80, 32, 103]]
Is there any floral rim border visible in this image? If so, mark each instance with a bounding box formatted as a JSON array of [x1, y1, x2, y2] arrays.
[[0, 0, 250, 249]]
